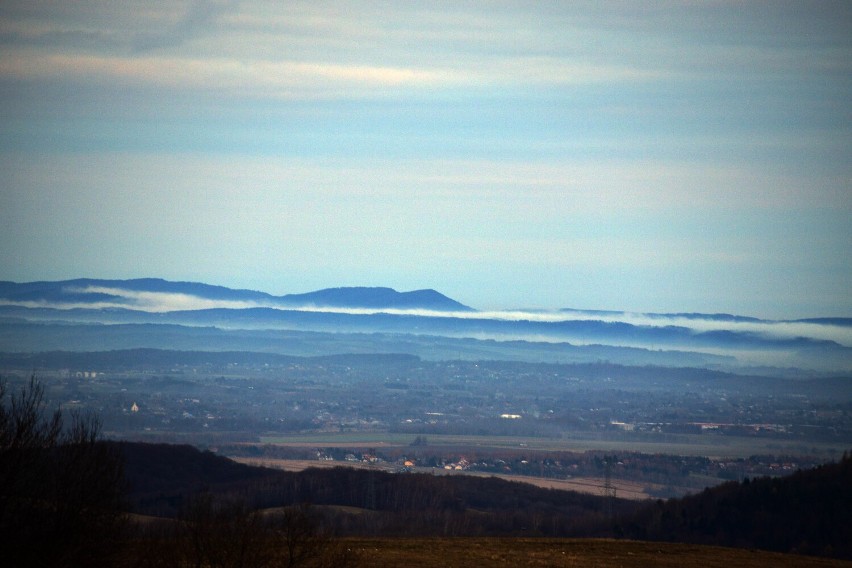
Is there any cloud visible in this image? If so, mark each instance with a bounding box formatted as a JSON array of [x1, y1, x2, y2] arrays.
[[0, 2, 678, 104], [564, 311, 852, 348], [3, 1, 848, 93], [132, 0, 235, 53], [61, 286, 267, 312], [0, 53, 451, 94]]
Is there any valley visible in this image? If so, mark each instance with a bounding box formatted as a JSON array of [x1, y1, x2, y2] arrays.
[[2, 348, 847, 499]]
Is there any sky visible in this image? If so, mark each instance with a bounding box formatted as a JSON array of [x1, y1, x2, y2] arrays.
[[0, 1, 850, 318]]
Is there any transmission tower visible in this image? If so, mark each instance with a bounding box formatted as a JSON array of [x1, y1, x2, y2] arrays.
[[603, 456, 617, 521]]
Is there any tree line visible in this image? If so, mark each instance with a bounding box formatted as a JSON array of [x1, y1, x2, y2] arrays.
[[617, 452, 852, 558]]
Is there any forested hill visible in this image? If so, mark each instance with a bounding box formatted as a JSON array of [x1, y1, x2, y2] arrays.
[[622, 453, 852, 558], [117, 442, 852, 559], [117, 441, 633, 537]]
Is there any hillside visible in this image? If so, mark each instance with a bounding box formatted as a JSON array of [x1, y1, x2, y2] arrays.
[[622, 453, 852, 558], [117, 442, 634, 536], [115, 442, 852, 560]]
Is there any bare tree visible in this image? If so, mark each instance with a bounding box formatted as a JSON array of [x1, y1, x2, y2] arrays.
[[0, 376, 126, 567], [270, 504, 360, 568], [146, 495, 359, 568], [178, 493, 271, 568]]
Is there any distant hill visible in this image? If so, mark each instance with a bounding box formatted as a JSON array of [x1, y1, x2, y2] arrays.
[[0, 278, 275, 304], [0, 278, 473, 312], [276, 286, 472, 311], [792, 317, 852, 327], [623, 453, 852, 559], [561, 307, 765, 324], [2, 278, 850, 373]]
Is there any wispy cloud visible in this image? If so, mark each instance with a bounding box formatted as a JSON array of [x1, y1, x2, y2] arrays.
[[0, 2, 678, 103], [0, 53, 453, 96], [61, 286, 266, 312], [132, 0, 235, 53], [563, 311, 852, 348], [3, 1, 847, 102]]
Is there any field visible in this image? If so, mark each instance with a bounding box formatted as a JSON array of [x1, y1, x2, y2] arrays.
[[257, 431, 844, 459], [342, 538, 852, 567], [232, 457, 657, 500], [245, 429, 845, 499]]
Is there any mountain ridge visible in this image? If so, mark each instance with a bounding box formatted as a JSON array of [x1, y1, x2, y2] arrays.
[[1, 278, 849, 373], [0, 278, 473, 312]]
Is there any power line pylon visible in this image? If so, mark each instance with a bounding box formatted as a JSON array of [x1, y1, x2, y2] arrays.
[[603, 455, 617, 521]]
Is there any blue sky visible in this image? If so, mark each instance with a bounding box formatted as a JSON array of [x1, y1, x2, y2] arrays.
[[0, 1, 850, 317]]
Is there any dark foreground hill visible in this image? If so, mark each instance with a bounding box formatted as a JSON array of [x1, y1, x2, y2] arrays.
[[622, 453, 852, 558]]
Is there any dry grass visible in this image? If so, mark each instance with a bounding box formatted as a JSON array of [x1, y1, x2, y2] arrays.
[[342, 538, 852, 568]]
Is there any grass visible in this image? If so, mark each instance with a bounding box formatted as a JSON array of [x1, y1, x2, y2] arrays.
[[342, 538, 852, 568]]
